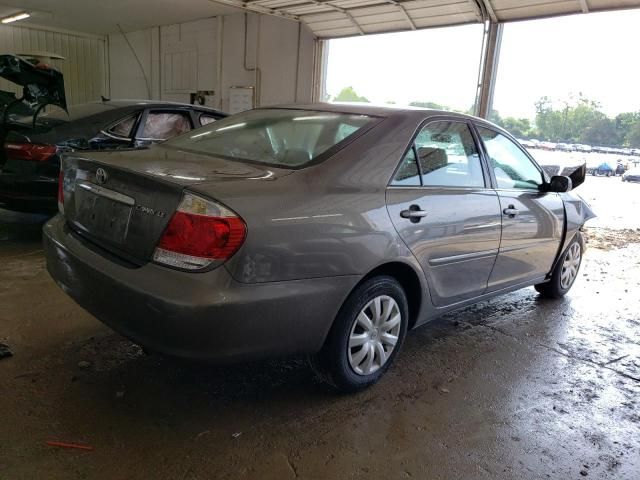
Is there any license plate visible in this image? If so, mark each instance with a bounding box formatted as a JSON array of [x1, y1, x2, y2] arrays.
[[75, 183, 133, 244]]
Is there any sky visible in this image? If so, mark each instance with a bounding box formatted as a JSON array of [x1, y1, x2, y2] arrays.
[[325, 9, 640, 120]]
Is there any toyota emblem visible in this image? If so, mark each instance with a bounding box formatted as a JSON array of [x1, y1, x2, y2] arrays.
[[96, 168, 108, 185]]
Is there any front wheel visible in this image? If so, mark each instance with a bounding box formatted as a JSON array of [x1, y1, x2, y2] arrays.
[[535, 235, 583, 299], [310, 276, 408, 392]]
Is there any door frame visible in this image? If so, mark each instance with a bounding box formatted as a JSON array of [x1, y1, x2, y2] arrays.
[[387, 115, 494, 190]]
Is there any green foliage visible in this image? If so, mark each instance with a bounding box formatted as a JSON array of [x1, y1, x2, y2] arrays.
[[333, 86, 369, 103], [409, 101, 445, 110], [500, 117, 533, 138], [531, 93, 639, 146], [626, 122, 640, 148], [336, 89, 640, 147]]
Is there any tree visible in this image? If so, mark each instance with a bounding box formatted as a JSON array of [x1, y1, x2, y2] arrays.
[[615, 112, 640, 146], [627, 121, 640, 148], [580, 117, 619, 146], [500, 117, 533, 138], [409, 101, 446, 110], [533, 94, 611, 143], [333, 86, 369, 103]]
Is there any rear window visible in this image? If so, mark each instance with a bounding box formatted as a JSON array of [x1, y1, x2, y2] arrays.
[[165, 109, 376, 167]]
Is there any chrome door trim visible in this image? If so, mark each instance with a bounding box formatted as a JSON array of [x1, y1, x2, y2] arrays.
[[77, 181, 135, 206]]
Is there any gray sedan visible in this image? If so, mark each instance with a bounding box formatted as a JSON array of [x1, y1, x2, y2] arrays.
[[44, 104, 595, 391]]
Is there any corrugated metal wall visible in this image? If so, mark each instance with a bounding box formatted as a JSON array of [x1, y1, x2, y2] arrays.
[[0, 24, 107, 107]]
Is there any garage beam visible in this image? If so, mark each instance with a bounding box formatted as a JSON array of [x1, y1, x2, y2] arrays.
[[478, 0, 498, 22], [474, 20, 503, 119], [205, 0, 301, 21], [387, 0, 417, 30], [579, 0, 590, 13]]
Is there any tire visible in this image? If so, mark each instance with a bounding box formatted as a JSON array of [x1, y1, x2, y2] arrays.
[[310, 275, 409, 392], [535, 234, 583, 299]]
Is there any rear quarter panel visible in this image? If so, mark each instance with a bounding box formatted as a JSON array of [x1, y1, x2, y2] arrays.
[[194, 114, 425, 284]]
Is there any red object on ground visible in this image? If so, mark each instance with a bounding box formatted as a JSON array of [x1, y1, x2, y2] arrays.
[[45, 441, 94, 451]]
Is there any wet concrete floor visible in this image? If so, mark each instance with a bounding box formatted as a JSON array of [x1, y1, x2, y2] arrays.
[[1, 176, 639, 479]]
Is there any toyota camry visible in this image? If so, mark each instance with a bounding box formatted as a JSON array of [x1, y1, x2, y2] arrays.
[[44, 104, 595, 391]]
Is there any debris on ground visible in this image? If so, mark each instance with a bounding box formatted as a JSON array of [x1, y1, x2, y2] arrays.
[[45, 441, 94, 451], [77, 360, 91, 369], [232, 432, 243, 439], [0, 343, 13, 359], [583, 227, 640, 250]]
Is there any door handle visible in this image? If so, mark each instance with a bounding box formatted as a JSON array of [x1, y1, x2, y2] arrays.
[[503, 205, 519, 217], [400, 205, 428, 223]]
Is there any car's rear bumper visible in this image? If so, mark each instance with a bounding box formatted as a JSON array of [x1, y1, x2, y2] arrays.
[[0, 175, 57, 213], [44, 215, 359, 362]]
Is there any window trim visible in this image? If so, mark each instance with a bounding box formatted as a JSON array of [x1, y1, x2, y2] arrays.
[[388, 116, 491, 190], [198, 112, 221, 127], [472, 122, 549, 192], [100, 112, 141, 142]]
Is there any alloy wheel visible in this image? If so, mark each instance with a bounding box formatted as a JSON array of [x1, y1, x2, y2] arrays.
[[560, 242, 581, 289]]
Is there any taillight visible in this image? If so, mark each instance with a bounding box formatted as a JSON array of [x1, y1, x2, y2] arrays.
[[153, 193, 246, 270], [5, 142, 57, 161], [57, 170, 64, 214]]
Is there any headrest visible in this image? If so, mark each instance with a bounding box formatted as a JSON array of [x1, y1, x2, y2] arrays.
[[282, 148, 311, 166], [417, 147, 448, 174]]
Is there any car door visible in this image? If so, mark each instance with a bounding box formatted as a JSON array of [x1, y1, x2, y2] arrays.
[[386, 119, 502, 307], [134, 109, 194, 147], [475, 125, 565, 290]]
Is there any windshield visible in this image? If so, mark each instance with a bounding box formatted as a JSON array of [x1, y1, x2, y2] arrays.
[[165, 109, 376, 167]]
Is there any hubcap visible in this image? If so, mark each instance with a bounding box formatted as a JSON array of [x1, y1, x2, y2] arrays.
[[348, 295, 401, 376], [560, 242, 581, 289]]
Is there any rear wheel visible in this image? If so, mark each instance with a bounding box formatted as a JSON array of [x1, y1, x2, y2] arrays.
[[310, 276, 408, 392], [535, 235, 582, 299]]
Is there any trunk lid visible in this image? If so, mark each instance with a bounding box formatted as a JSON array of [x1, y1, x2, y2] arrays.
[[0, 54, 67, 115], [61, 145, 290, 263]]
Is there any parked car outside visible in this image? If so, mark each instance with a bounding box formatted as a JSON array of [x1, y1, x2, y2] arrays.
[[0, 100, 226, 213], [622, 167, 640, 182], [588, 162, 614, 176], [44, 104, 595, 391], [517, 139, 535, 149], [555, 143, 574, 152]]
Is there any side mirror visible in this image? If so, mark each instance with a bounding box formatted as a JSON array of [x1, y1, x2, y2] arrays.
[[545, 175, 572, 193], [568, 163, 587, 189]]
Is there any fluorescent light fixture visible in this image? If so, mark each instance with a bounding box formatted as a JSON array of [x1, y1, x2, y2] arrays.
[[2, 12, 30, 24]]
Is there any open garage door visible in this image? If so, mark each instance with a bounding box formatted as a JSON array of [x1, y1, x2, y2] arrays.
[[209, 0, 640, 38]]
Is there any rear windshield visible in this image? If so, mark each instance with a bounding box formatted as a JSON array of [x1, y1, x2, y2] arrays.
[[165, 109, 376, 167]]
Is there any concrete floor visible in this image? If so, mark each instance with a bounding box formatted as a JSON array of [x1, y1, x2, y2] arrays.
[[1, 177, 639, 479]]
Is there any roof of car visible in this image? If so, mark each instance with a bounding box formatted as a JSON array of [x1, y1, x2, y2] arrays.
[[85, 99, 225, 113], [92, 99, 214, 108], [32, 99, 226, 124], [270, 102, 486, 123]]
